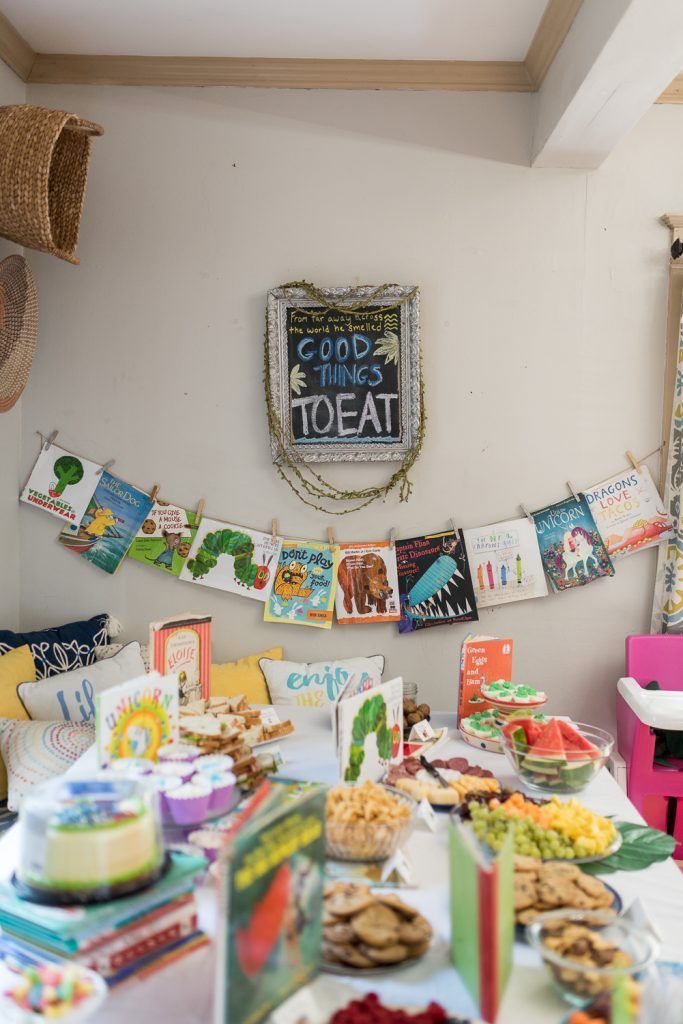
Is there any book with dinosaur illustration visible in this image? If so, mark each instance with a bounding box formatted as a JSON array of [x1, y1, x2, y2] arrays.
[[264, 540, 339, 629], [334, 540, 401, 625], [463, 517, 548, 608], [335, 675, 403, 783], [180, 518, 281, 602], [458, 635, 514, 725], [127, 500, 201, 576], [584, 465, 674, 559], [149, 613, 212, 704], [533, 494, 614, 592], [395, 528, 478, 634], [59, 471, 154, 574], [214, 784, 326, 1024], [96, 671, 179, 767], [20, 440, 102, 525]]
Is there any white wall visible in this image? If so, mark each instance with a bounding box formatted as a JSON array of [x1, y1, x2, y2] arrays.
[[15, 83, 683, 728], [0, 61, 26, 629]]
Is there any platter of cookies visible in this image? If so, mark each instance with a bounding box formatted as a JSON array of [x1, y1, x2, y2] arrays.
[[322, 882, 434, 975], [513, 856, 621, 934]]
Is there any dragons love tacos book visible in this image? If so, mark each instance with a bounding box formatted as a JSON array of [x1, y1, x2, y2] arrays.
[[335, 541, 401, 625], [180, 518, 281, 601], [463, 516, 548, 609], [584, 465, 673, 559], [20, 440, 102, 525], [127, 500, 200, 576], [264, 540, 339, 629], [59, 471, 153, 574], [395, 528, 478, 634], [533, 494, 614, 592]]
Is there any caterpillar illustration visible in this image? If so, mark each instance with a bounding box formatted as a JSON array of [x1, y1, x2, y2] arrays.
[[186, 528, 270, 590], [344, 693, 392, 782]]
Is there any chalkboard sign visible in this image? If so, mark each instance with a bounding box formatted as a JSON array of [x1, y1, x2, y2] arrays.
[[266, 284, 421, 463]]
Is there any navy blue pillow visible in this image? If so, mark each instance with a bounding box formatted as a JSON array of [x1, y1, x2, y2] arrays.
[[0, 614, 110, 680]]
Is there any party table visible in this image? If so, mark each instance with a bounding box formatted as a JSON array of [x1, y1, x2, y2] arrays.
[[1, 707, 682, 1024]]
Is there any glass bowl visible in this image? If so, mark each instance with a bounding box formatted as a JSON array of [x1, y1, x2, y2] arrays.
[[501, 722, 613, 795], [527, 909, 659, 1008], [325, 783, 417, 862], [0, 936, 107, 1023]]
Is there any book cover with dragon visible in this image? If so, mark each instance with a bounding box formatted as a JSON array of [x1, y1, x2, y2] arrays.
[[128, 500, 200, 576], [264, 540, 339, 629], [395, 529, 478, 634], [464, 517, 548, 609], [20, 441, 102, 525], [533, 495, 614, 592], [180, 518, 281, 602], [214, 786, 326, 1024], [584, 466, 673, 559], [335, 540, 401, 625]]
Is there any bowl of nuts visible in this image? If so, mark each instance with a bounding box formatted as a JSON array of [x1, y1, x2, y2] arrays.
[[527, 909, 658, 1008], [403, 695, 431, 738], [325, 780, 417, 862]]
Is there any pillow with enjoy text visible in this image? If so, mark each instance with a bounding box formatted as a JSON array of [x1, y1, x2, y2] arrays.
[[259, 655, 384, 709]]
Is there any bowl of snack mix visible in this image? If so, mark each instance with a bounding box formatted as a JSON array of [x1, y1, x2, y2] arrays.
[[325, 780, 417, 862], [527, 909, 658, 1008]]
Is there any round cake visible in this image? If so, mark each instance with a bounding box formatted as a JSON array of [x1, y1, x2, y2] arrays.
[[17, 776, 165, 903]]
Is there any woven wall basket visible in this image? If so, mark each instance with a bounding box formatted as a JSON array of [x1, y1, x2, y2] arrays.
[[0, 105, 103, 265]]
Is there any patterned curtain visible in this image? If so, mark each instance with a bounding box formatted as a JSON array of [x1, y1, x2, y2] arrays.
[[652, 310, 683, 631]]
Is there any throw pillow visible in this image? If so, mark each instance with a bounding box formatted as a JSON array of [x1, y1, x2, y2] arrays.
[[0, 719, 95, 811], [17, 642, 145, 723], [211, 647, 283, 705], [260, 655, 385, 709], [0, 645, 35, 800], [95, 641, 151, 672], [0, 614, 110, 679]]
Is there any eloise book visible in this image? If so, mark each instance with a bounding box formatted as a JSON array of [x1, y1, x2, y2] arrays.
[[458, 635, 513, 725], [585, 466, 673, 559], [149, 613, 211, 705], [214, 785, 325, 1024], [181, 518, 282, 601], [96, 671, 179, 767], [128, 500, 200, 576], [264, 540, 338, 629], [20, 440, 102, 525], [59, 471, 153, 574], [335, 541, 401, 625], [464, 517, 547, 608], [533, 495, 614, 592], [395, 529, 477, 633]]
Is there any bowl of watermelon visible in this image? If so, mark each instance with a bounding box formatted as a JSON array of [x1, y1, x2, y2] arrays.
[[500, 718, 613, 795]]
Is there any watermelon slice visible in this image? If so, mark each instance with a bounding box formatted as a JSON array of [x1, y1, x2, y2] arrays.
[[525, 718, 565, 760], [501, 717, 545, 747], [556, 719, 600, 761]]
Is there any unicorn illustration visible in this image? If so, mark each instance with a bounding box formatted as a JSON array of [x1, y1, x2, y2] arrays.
[[560, 527, 597, 581]]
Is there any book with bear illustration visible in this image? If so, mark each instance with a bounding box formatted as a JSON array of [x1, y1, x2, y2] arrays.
[[21, 440, 102, 525], [127, 500, 201, 576], [334, 541, 401, 625], [264, 540, 339, 629], [584, 465, 673, 559], [180, 518, 281, 602]]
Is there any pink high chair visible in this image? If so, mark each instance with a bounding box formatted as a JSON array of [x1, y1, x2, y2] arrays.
[[616, 634, 683, 859]]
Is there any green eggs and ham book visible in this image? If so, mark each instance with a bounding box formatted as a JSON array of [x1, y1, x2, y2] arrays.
[[449, 817, 513, 1024], [458, 635, 513, 726], [20, 440, 102, 525], [59, 471, 153, 574], [127, 499, 201, 576], [214, 784, 326, 1024]]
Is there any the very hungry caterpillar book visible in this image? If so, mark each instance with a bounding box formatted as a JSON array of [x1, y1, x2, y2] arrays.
[[21, 440, 102, 525], [59, 471, 153, 574], [334, 675, 403, 782], [96, 672, 179, 767], [533, 494, 614, 592], [149, 613, 211, 704], [584, 465, 673, 559], [264, 540, 339, 629], [180, 518, 281, 601], [128, 499, 201, 576]]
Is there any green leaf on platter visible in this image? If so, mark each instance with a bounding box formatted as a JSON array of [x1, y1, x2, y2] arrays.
[[582, 821, 676, 875]]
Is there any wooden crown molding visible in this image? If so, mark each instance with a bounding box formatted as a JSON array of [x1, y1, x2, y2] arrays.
[[524, 0, 584, 89], [0, 9, 35, 81]]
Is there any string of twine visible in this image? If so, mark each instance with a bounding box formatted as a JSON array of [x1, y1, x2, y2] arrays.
[[264, 281, 426, 514]]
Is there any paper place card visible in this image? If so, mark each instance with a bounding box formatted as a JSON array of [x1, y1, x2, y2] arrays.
[[417, 797, 439, 832], [409, 719, 436, 742], [271, 985, 322, 1024], [381, 847, 413, 885]]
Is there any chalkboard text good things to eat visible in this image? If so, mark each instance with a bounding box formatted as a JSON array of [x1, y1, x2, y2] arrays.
[[267, 284, 421, 464]]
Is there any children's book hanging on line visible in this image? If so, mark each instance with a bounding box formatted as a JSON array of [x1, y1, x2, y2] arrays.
[[127, 499, 201, 576], [180, 518, 282, 602], [335, 540, 401, 625], [264, 540, 339, 629], [395, 528, 478, 633], [463, 517, 547, 609], [584, 465, 673, 559], [532, 494, 614, 592], [20, 440, 102, 525]]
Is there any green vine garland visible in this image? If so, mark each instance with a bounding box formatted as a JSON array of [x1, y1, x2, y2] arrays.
[[264, 281, 426, 515]]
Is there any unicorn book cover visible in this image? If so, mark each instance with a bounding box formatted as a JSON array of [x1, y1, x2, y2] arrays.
[[532, 495, 614, 592], [395, 529, 478, 634], [96, 672, 179, 767], [264, 541, 339, 629]]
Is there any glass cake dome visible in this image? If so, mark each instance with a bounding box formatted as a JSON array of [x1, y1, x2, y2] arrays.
[[16, 775, 166, 905]]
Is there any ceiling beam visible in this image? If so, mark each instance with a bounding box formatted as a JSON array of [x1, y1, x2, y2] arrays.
[[532, 0, 683, 168], [524, 0, 583, 89], [658, 74, 683, 103], [0, 10, 35, 81], [27, 54, 534, 91]]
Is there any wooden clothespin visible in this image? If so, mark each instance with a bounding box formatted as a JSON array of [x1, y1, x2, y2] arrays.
[[42, 429, 59, 449], [271, 518, 278, 543], [327, 526, 335, 546], [449, 517, 458, 535], [195, 498, 205, 523], [626, 449, 643, 473], [389, 527, 396, 549], [150, 483, 160, 502], [100, 459, 115, 473], [566, 481, 579, 500], [520, 504, 534, 523]]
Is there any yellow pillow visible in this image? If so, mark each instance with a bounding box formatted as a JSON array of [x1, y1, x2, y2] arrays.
[[211, 647, 282, 705], [0, 645, 34, 799]]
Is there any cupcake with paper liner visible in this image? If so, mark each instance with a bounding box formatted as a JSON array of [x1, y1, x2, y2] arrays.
[[165, 778, 212, 826], [157, 741, 201, 764], [147, 774, 182, 821], [193, 753, 235, 775], [108, 757, 153, 778], [188, 828, 228, 863], [200, 770, 237, 814], [153, 761, 195, 783]]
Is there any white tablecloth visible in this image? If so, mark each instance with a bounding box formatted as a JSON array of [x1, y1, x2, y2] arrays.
[[2, 708, 683, 1023]]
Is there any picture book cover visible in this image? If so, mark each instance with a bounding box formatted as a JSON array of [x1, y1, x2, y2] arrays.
[[59, 471, 153, 575], [335, 540, 401, 625], [264, 540, 339, 629], [20, 441, 102, 525], [533, 495, 615, 592], [464, 517, 548, 609], [336, 676, 403, 782], [180, 518, 282, 602], [149, 613, 212, 704], [449, 817, 513, 1024], [214, 785, 326, 1024], [96, 672, 179, 767], [584, 466, 673, 559], [458, 635, 513, 725], [128, 500, 200, 576], [395, 529, 478, 634]]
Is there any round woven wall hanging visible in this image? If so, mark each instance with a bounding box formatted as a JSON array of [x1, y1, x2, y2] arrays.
[[0, 105, 103, 265], [0, 255, 38, 412]]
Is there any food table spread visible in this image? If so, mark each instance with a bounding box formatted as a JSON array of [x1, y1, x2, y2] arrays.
[[1, 707, 682, 1024]]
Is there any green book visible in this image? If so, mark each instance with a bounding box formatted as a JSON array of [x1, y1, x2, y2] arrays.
[[449, 817, 514, 1024], [127, 500, 200, 576], [214, 784, 326, 1024]]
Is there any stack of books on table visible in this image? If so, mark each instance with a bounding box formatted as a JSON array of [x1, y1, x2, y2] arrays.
[[0, 851, 208, 986]]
